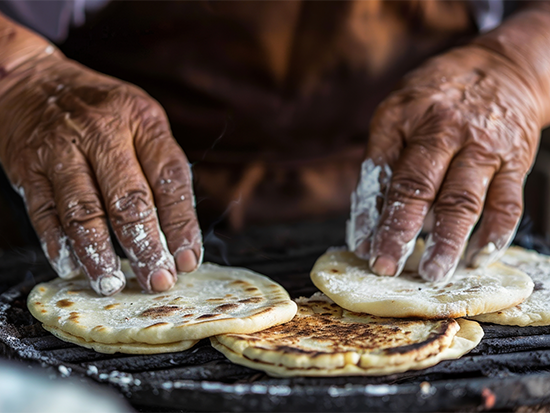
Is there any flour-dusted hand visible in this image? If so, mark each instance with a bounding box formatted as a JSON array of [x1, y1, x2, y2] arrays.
[[352, 42, 547, 282], [0, 15, 202, 295]]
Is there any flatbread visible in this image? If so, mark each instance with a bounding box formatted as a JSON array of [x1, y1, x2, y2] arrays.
[[211, 294, 483, 377], [28, 261, 297, 346], [471, 247, 550, 326], [310, 250, 533, 319], [42, 325, 198, 354]]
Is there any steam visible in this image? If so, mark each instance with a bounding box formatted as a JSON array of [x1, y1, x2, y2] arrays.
[[202, 195, 243, 265]]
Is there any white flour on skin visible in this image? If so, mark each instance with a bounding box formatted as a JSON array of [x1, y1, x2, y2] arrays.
[[346, 159, 392, 257], [468, 226, 517, 268], [369, 199, 425, 277], [469, 242, 497, 268], [13, 183, 78, 279], [88, 252, 125, 296], [121, 219, 175, 291], [42, 235, 81, 280]]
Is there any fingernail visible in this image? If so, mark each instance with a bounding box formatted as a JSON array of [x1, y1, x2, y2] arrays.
[[371, 255, 397, 276], [419, 255, 458, 283], [151, 268, 176, 292], [175, 248, 198, 273], [97, 270, 126, 296]]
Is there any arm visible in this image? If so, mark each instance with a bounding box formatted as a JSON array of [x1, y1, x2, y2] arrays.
[[472, 2, 550, 127]]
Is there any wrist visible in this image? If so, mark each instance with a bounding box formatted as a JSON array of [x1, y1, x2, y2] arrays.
[[0, 14, 65, 93], [471, 7, 550, 127]]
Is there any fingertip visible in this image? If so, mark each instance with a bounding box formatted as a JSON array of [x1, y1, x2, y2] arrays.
[[151, 268, 176, 292], [418, 252, 459, 283], [94, 270, 126, 296], [466, 242, 505, 268], [418, 259, 445, 282], [175, 248, 199, 273], [371, 255, 397, 277]]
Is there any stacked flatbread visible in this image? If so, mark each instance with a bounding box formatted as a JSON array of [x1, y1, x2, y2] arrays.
[[212, 293, 484, 377], [29, 240, 547, 378], [471, 246, 550, 326], [211, 245, 550, 377], [28, 261, 297, 354]]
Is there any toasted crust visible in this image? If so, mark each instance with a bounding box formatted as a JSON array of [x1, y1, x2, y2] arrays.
[[43, 325, 198, 354], [212, 295, 483, 377]]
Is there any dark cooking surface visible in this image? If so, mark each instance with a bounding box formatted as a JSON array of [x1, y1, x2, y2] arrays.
[[3, 217, 550, 412]]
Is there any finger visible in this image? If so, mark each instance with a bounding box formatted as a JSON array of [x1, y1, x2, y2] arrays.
[[465, 170, 524, 267], [48, 147, 125, 296], [88, 133, 176, 293], [369, 135, 456, 277], [134, 110, 202, 273], [350, 103, 403, 259], [22, 172, 80, 279], [418, 151, 498, 282]]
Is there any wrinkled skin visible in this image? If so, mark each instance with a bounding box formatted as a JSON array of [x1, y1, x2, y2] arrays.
[[354, 44, 544, 282], [2, 5, 550, 294], [0, 38, 202, 295]]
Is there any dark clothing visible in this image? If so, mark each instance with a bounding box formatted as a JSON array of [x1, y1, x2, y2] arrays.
[[57, 1, 481, 227]]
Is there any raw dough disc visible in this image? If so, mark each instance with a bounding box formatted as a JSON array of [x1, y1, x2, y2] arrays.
[[310, 250, 533, 319]]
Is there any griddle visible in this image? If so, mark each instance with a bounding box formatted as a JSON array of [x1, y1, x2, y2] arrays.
[[2, 217, 550, 412]]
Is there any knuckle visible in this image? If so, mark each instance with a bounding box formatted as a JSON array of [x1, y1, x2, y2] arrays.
[[109, 188, 155, 225], [62, 197, 104, 227], [371, 96, 403, 129], [390, 173, 437, 203], [128, 89, 165, 119], [156, 160, 192, 197], [136, 111, 172, 144], [410, 133, 454, 155], [436, 188, 483, 217], [492, 197, 523, 220], [162, 215, 196, 235]]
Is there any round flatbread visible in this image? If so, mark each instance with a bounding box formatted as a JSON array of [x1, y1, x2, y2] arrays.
[[310, 250, 533, 319], [211, 294, 483, 377], [42, 325, 198, 354], [28, 262, 297, 346], [471, 246, 550, 326]]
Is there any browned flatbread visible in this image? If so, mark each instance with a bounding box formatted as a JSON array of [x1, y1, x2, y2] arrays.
[[212, 294, 483, 376]]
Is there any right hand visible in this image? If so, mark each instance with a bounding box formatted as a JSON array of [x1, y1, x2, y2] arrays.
[[0, 44, 202, 296]]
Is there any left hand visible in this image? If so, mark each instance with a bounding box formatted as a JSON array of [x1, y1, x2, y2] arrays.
[[351, 44, 543, 282]]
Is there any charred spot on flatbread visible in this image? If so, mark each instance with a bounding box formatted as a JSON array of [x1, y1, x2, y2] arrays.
[[140, 306, 181, 318], [239, 297, 263, 304], [214, 303, 240, 312], [27, 261, 297, 352]]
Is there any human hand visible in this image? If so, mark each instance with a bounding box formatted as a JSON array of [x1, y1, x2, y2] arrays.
[[349, 45, 543, 282], [0, 50, 202, 295]]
